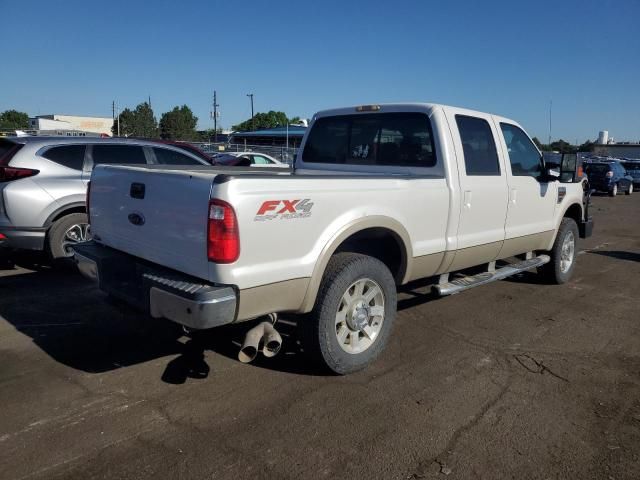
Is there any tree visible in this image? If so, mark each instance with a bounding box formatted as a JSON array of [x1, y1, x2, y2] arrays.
[[159, 105, 198, 140], [232, 110, 290, 131], [532, 137, 544, 150], [577, 140, 594, 152], [0, 110, 29, 130], [112, 107, 134, 136], [111, 102, 158, 137], [132, 102, 158, 138]]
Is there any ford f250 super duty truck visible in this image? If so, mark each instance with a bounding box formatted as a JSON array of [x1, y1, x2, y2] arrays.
[[73, 103, 593, 374]]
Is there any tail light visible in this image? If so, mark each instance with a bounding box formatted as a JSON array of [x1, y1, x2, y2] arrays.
[[207, 199, 239, 263], [0, 143, 36, 182], [0, 166, 39, 182], [606, 171, 613, 178], [86, 181, 91, 224]]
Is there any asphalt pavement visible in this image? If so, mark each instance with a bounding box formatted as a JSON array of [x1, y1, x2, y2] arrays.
[[0, 194, 638, 480]]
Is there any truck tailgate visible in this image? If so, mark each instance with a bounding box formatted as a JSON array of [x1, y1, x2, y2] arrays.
[[89, 165, 215, 280]]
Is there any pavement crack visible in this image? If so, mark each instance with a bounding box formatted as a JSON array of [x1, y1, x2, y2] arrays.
[[513, 354, 569, 382]]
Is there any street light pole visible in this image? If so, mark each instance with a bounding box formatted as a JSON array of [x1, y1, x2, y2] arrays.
[[246, 93, 254, 130]]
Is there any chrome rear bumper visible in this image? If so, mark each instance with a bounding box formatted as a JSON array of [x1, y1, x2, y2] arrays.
[[73, 242, 237, 330]]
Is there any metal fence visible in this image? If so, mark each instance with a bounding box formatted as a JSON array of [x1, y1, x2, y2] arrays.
[[189, 142, 298, 165]]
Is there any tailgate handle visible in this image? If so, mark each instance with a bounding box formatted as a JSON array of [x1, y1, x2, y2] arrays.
[[130, 182, 145, 199]]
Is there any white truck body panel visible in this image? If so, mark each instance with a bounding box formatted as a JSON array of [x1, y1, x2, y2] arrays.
[[90, 167, 215, 280]]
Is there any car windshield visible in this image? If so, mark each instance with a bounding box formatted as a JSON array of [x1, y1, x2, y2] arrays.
[[623, 162, 640, 170]]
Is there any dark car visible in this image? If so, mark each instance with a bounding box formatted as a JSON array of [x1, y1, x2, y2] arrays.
[[151, 140, 215, 164], [584, 161, 633, 196], [621, 160, 640, 187]]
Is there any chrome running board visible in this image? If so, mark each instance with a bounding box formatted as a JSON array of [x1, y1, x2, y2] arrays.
[[433, 255, 550, 297]]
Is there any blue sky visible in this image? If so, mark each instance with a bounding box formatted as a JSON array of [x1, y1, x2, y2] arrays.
[[1, 0, 638, 142]]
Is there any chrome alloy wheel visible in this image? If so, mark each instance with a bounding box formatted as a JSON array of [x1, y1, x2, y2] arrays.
[[335, 278, 385, 354], [559, 230, 575, 273], [62, 223, 91, 257]]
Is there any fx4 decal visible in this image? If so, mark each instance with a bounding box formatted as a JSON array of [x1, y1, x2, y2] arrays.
[[255, 199, 314, 221]]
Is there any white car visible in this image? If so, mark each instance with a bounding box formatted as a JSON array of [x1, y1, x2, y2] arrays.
[[212, 152, 289, 168]]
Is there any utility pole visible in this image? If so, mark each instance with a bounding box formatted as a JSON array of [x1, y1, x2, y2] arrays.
[[212, 90, 219, 143], [112, 101, 116, 137], [246, 93, 254, 130], [548, 99, 552, 146]]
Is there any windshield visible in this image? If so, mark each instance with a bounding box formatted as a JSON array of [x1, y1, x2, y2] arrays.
[[623, 162, 640, 171]]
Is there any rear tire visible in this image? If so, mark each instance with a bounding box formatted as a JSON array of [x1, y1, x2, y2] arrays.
[[299, 253, 397, 375], [539, 218, 579, 284], [625, 183, 633, 195], [47, 213, 90, 262], [609, 183, 618, 196]]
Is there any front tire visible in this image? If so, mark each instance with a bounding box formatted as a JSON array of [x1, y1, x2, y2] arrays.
[[539, 218, 579, 284], [625, 183, 633, 195], [47, 213, 90, 261], [609, 183, 618, 196], [300, 253, 397, 375]]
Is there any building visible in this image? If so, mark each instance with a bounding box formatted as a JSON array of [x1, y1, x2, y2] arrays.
[[593, 143, 640, 159], [29, 114, 114, 136]]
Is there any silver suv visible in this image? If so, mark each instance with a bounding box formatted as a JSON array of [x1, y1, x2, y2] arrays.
[[0, 136, 210, 260]]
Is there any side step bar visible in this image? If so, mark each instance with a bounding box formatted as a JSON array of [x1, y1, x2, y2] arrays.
[[433, 255, 550, 297]]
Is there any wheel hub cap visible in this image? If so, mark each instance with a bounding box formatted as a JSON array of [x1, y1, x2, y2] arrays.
[[335, 278, 385, 355], [560, 231, 575, 273], [62, 223, 91, 257]]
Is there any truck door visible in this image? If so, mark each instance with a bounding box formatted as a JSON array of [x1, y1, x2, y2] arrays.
[[445, 111, 509, 270], [494, 121, 557, 257]]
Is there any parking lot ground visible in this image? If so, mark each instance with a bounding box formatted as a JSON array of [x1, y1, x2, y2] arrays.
[[0, 195, 639, 480]]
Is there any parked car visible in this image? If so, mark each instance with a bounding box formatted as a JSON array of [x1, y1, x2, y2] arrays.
[[74, 103, 591, 375], [584, 160, 633, 196], [621, 160, 640, 187], [0, 136, 211, 260], [211, 152, 289, 167]]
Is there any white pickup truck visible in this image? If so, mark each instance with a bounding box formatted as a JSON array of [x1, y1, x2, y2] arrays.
[[74, 103, 593, 374]]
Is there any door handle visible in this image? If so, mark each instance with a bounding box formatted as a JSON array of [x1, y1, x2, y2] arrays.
[[464, 190, 472, 209], [510, 188, 517, 204]]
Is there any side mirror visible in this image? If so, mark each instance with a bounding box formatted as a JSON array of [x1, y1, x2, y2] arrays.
[[542, 160, 560, 181]]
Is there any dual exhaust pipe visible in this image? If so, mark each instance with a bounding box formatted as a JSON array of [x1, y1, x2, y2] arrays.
[[238, 317, 282, 364]]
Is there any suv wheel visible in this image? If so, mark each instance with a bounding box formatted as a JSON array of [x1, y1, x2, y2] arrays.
[[299, 253, 397, 375], [540, 218, 579, 284], [47, 213, 91, 260], [609, 183, 618, 196], [626, 183, 633, 195]]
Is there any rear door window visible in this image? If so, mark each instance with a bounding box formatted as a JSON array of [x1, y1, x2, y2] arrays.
[[152, 147, 203, 165], [91, 145, 147, 166], [302, 112, 436, 167], [42, 145, 86, 171], [455, 115, 500, 176]]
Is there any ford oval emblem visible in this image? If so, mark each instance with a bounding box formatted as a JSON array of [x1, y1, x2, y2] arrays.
[[128, 212, 145, 226]]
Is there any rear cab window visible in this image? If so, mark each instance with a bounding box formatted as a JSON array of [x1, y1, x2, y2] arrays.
[[41, 145, 86, 171], [301, 112, 439, 174]]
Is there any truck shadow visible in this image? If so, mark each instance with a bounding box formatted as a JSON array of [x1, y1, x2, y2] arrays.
[[589, 250, 640, 263], [0, 258, 328, 380]]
